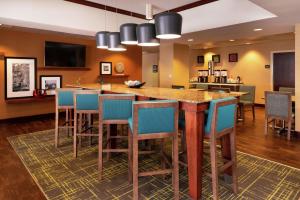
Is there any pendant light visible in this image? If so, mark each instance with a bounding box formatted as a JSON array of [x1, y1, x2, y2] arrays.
[[120, 23, 138, 45], [155, 12, 182, 39], [108, 32, 127, 51], [96, 31, 109, 49], [96, 4, 109, 49], [136, 23, 159, 46]]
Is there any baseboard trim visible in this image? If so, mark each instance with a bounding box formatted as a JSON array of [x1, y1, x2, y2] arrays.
[[0, 113, 55, 123]]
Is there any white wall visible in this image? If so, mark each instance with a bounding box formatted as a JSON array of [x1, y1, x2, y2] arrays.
[[142, 52, 159, 87]]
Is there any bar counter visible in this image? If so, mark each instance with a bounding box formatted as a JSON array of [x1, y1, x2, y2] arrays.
[[68, 83, 245, 103], [68, 83, 245, 200]]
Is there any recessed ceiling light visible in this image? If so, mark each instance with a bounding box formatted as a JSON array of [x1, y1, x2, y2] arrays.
[[245, 42, 251, 45], [229, 39, 235, 42], [253, 28, 263, 31], [0, 24, 2, 26], [187, 38, 194, 42]]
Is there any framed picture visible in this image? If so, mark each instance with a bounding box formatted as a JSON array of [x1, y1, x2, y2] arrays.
[[4, 57, 37, 99], [40, 75, 62, 95], [212, 55, 220, 63], [197, 56, 204, 64], [100, 62, 112, 75], [229, 53, 238, 62], [152, 65, 158, 73]]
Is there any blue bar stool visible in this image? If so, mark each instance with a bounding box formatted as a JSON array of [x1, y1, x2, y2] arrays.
[[55, 88, 81, 148], [98, 94, 135, 180], [73, 90, 101, 158], [205, 97, 238, 200], [128, 100, 179, 200]]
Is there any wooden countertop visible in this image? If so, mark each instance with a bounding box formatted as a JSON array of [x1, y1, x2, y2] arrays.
[[67, 83, 247, 104]]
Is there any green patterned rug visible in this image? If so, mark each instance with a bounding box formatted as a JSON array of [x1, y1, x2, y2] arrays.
[[8, 130, 300, 200]]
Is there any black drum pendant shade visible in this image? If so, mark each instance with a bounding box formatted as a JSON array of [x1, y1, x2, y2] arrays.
[[108, 32, 127, 51], [120, 23, 138, 45], [136, 23, 160, 46], [96, 31, 109, 49], [155, 12, 182, 39]]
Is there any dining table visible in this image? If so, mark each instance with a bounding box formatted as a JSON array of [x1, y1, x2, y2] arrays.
[[68, 83, 247, 200]]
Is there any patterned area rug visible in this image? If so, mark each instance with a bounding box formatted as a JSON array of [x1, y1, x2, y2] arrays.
[[8, 130, 300, 200]]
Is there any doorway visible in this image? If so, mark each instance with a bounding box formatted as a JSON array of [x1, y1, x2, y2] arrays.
[[272, 51, 295, 91]]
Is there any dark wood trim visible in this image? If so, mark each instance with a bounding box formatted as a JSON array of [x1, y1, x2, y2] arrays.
[[64, 0, 145, 19], [255, 103, 265, 107], [38, 67, 90, 71], [65, 0, 218, 20], [169, 0, 218, 12]]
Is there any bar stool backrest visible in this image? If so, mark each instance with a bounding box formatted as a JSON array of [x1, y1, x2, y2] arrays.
[[131, 100, 178, 135], [239, 85, 256, 103], [74, 90, 101, 112], [205, 97, 238, 136], [279, 87, 295, 95], [56, 88, 81, 108], [99, 94, 135, 120], [265, 91, 292, 120]]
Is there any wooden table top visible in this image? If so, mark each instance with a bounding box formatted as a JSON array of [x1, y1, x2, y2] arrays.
[[67, 83, 247, 104]]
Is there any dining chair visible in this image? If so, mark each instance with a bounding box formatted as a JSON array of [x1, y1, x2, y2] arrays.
[[264, 91, 293, 140], [55, 88, 81, 148], [98, 94, 135, 180], [210, 87, 231, 93], [196, 84, 208, 90], [279, 87, 295, 95], [73, 90, 101, 157], [238, 85, 256, 120], [205, 97, 238, 200], [128, 100, 179, 200]]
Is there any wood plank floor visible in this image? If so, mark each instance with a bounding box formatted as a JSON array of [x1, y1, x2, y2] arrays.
[[0, 107, 299, 199]]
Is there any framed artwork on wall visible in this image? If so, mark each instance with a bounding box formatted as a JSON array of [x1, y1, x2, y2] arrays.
[[40, 75, 62, 95], [212, 55, 220, 63], [4, 57, 37, 99], [229, 53, 238, 62], [100, 62, 112, 75], [197, 55, 204, 64]]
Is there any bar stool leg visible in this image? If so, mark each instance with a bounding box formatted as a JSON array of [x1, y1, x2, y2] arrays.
[[160, 139, 166, 179], [55, 108, 59, 148], [133, 136, 139, 200], [287, 120, 292, 141], [172, 134, 180, 200], [78, 113, 82, 148], [88, 114, 92, 146], [66, 109, 69, 137], [106, 125, 111, 160], [73, 112, 78, 158], [230, 131, 238, 194], [210, 136, 219, 200], [128, 128, 133, 184], [98, 122, 103, 180]]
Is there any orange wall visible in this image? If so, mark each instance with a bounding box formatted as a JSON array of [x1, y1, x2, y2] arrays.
[[0, 28, 142, 120]]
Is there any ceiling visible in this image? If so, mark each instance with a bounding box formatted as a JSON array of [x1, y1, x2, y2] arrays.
[[175, 0, 300, 48], [0, 0, 299, 49]]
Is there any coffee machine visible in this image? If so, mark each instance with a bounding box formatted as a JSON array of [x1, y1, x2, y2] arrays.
[[198, 70, 208, 83], [214, 70, 221, 83], [220, 70, 228, 83]]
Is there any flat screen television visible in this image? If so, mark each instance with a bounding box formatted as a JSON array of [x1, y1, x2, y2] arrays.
[[45, 41, 86, 67]]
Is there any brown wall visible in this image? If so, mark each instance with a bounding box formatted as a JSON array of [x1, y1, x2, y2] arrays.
[[0, 28, 142, 120]]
